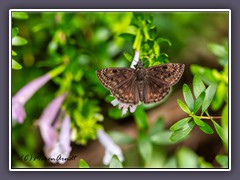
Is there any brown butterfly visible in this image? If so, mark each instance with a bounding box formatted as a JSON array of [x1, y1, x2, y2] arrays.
[[96, 61, 185, 105]]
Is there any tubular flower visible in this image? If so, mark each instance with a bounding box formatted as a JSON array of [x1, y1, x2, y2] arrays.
[[37, 93, 72, 164], [97, 129, 124, 165], [12, 73, 51, 123]]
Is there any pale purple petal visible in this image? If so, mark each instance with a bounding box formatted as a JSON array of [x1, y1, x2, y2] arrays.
[[59, 114, 72, 155], [130, 104, 137, 113], [13, 73, 50, 105], [121, 105, 128, 116], [42, 113, 72, 164], [12, 101, 26, 124], [97, 129, 124, 165], [38, 93, 66, 125], [130, 50, 140, 69], [12, 73, 51, 124], [39, 123, 58, 147], [111, 98, 119, 106]]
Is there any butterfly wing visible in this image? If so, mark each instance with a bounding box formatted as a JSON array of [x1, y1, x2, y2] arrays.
[[96, 68, 135, 90], [143, 77, 170, 104], [96, 68, 139, 104], [143, 63, 184, 104], [110, 77, 139, 104], [146, 63, 185, 86]]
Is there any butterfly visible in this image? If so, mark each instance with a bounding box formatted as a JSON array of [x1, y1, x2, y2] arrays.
[[96, 61, 185, 105]]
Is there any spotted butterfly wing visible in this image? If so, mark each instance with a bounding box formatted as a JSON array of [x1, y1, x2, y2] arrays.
[[96, 62, 185, 105], [96, 68, 139, 104]]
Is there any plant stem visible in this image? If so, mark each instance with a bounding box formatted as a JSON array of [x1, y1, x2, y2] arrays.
[[197, 116, 222, 120]]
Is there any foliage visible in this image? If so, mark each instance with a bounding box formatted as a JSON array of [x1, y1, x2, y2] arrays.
[[11, 11, 228, 168], [12, 12, 29, 69]]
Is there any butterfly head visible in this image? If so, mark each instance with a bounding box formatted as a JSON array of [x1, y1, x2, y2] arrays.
[[135, 61, 144, 69]]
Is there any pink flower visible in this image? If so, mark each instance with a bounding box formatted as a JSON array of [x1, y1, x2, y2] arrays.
[[12, 73, 50, 124], [111, 99, 137, 116], [37, 93, 72, 164], [97, 129, 124, 165]]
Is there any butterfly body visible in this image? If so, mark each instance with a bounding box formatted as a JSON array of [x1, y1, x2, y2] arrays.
[[96, 61, 185, 105]]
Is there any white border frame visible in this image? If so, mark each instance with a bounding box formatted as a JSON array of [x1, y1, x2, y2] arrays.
[[9, 9, 231, 171]]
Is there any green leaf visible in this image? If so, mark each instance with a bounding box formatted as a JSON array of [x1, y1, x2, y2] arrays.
[[221, 104, 228, 149], [170, 117, 192, 131], [176, 147, 198, 168], [138, 131, 152, 164], [12, 59, 22, 70], [190, 65, 218, 85], [78, 159, 90, 168], [208, 44, 228, 66], [108, 108, 123, 120], [12, 50, 17, 56], [193, 116, 205, 127], [199, 121, 214, 134], [193, 92, 205, 113], [156, 37, 172, 46], [183, 84, 194, 111], [108, 131, 135, 145], [211, 82, 226, 111], [12, 36, 28, 46], [170, 121, 195, 142], [134, 106, 149, 130], [109, 155, 123, 168], [202, 84, 217, 112], [216, 155, 228, 168], [150, 131, 175, 145], [149, 118, 164, 136], [12, 12, 29, 19], [193, 75, 206, 98], [177, 99, 191, 114], [12, 27, 19, 37], [211, 119, 226, 143], [123, 52, 133, 62], [198, 157, 213, 168]]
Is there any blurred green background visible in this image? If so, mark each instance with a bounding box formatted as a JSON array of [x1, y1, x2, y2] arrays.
[[11, 11, 229, 168]]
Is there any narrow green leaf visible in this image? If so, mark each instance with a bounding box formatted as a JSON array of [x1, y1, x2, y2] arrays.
[[134, 106, 149, 130], [12, 36, 28, 46], [193, 75, 206, 98], [150, 131, 175, 145], [78, 159, 90, 168], [12, 50, 17, 56], [12, 59, 22, 70], [221, 104, 228, 149], [216, 155, 228, 168], [211, 119, 226, 143], [138, 131, 152, 164], [156, 37, 172, 46], [109, 155, 123, 168], [202, 84, 217, 112], [190, 65, 218, 85], [108, 131, 135, 145], [198, 157, 213, 168], [199, 121, 214, 134], [12, 12, 29, 19], [170, 121, 195, 142], [193, 92, 205, 113], [193, 116, 205, 127], [170, 117, 192, 131], [183, 84, 194, 111], [123, 52, 133, 62], [149, 118, 164, 136], [211, 82, 226, 111], [12, 27, 19, 37], [177, 99, 191, 114]]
